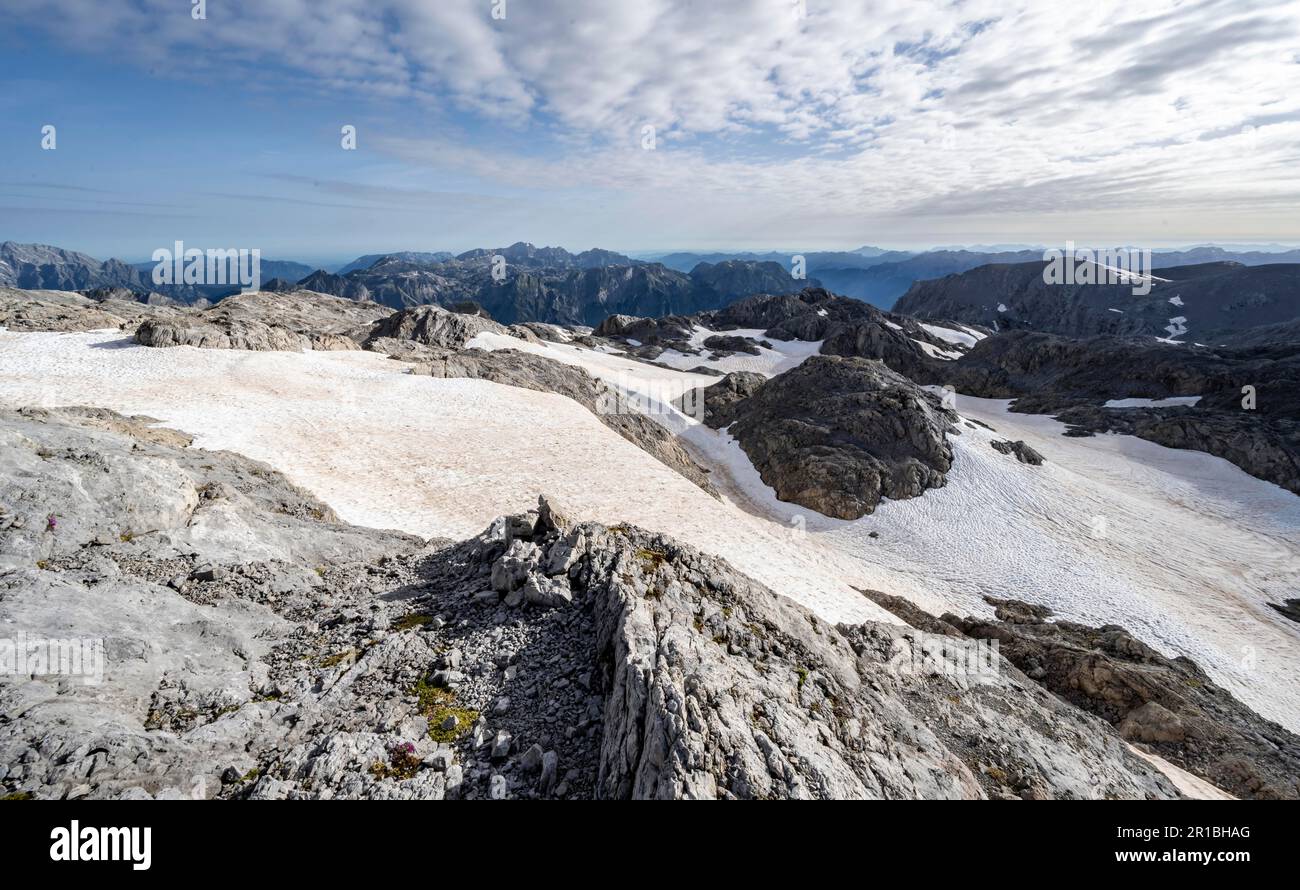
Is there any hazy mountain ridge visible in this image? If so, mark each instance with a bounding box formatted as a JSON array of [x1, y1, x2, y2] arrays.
[[894, 260, 1300, 342], [280, 245, 814, 325]]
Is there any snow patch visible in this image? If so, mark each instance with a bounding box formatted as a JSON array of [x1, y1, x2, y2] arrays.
[[918, 322, 978, 348], [912, 338, 962, 360], [1104, 396, 1202, 408]]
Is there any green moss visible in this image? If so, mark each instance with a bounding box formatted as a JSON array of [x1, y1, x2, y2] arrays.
[[119, 531, 134, 543], [414, 678, 479, 744], [319, 648, 355, 668], [795, 667, 809, 690], [635, 547, 668, 570], [35, 560, 49, 570], [393, 613, 433, 632], [242, 768, 260, 782], [1, 792, 33, 801]]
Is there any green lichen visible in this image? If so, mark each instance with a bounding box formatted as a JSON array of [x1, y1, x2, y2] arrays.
[[393, 613, 433, 632]]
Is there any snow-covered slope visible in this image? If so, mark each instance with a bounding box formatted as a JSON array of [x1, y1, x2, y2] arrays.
[[0, 330, 896, 626], [464, 332, 1300, 733], [3, 327, 1297, 732]]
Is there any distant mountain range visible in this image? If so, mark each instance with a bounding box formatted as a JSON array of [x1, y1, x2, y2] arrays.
[[0, 242, 310, 302], [6, 239, 1300, 330], [894, 260, 1300, 344], [275, 243, 816, 325], [336, 252, 455, 275], [648, 246, 1300, 308], [0, 241, 143, 293]]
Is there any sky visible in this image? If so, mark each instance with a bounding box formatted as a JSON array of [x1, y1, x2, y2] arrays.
[[2, 0, 1299, 265]]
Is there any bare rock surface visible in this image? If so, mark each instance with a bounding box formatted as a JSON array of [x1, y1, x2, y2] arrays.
[[0, 408, 1180, 800], [0, 286, 180, 333], [989, 439, 1045, 465], [135, 290, 390, 351], [699, 355, 957, 519], [365, 303, 508, 351], [864, 591, 1300, 800]]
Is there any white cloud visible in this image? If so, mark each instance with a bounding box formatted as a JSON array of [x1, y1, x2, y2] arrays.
[[10, 0, 1300, 245]]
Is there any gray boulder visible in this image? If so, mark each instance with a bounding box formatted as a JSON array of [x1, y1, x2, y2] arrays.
[[701, 355, 956, 519], [365, 303, 507, 350]]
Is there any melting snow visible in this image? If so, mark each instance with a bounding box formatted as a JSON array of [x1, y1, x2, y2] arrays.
[[912, 338, 962, 360], [1104, 396, 1202, 408], [4, 329, 1298, 732], [918, 323, 979, 348], [562, 324, 825, 377]]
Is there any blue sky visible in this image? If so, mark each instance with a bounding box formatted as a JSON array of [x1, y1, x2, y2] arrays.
[[3, 0, 1299, 265]]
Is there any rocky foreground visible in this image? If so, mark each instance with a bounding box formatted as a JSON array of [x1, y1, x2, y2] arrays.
[[1, 406, 1198, 800]]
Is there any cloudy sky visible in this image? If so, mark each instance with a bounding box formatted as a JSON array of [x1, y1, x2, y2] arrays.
[[2, 0, 1299, 263]]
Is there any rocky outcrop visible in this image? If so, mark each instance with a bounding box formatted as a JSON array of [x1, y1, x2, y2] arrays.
[[0, 412, 1180, 799], [702, 334, 764, 355], [365, 303, 508, 350], [944, 331, 1300, 494], [135, 290, 391, 351], [922, 597, 1300, 800], [697, 287, 958, 378], [80, 286, 183, 307], [990, 439, 1045, 465], [700, 356, 956, 519], [1269, 599, 1300, 624], [688, 371, 765, 418], [1055, 405, 1300, 494], [0, 287, 181, 333]]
